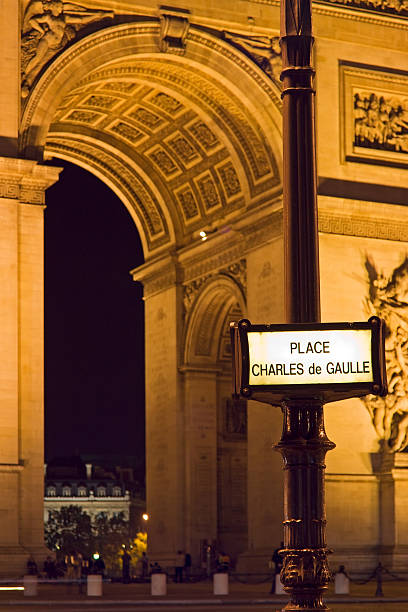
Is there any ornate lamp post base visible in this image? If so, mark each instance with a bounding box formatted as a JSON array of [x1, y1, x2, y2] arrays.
[[275, 399, 335, 611], [280, 550, 331, 611]]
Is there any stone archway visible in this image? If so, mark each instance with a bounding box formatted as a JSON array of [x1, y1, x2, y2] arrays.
[[21, 21, 283, 260], [1, 15, 284, 574], [182, 275, 247, 564], [0, 0, 406, 579]]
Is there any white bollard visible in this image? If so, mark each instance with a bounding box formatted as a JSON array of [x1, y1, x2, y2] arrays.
[[275, 572, 285, 594], [87, 574, 102, 596], [24, 575, 38, 596], [213, 572, 229, 595], [151, 572, 167, 596], [335, 572, 350, 594]]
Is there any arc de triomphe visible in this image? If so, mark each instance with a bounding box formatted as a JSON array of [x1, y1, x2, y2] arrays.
[[0, 0, 407, 575]]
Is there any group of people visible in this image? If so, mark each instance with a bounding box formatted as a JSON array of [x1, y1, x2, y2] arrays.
[[27, 553, 106, 581], [28, 547, 234, 584], [121, 550, 150, 583], [27, 555, 62, 579]]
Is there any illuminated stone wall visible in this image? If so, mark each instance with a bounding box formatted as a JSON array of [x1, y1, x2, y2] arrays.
[[0, 0, 405, 575]]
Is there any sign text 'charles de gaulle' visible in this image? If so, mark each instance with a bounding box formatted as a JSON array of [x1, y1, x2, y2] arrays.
[[230, 317, 387, 403]]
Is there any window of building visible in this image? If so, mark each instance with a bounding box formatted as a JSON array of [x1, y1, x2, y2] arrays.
[[112, 486, 122, 497], [62, 486, 71, 496], [47, 486, 56, 497], [97, 486, 106, 497], [77, 486, 87, 497]]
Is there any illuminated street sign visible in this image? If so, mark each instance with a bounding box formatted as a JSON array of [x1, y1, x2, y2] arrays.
[[231, 317, 387, 403]]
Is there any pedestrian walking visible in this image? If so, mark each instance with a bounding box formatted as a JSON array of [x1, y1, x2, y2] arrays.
[[122, 549, 131, 583], [184, 552, 192, 581], [175, 550, 184, 583]]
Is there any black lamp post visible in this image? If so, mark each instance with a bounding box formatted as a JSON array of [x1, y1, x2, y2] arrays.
[[231, 1, 386, 608], [277, 0, 335, 609]]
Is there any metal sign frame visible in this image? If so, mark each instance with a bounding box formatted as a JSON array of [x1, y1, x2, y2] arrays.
[[231, 316, 387, 403]]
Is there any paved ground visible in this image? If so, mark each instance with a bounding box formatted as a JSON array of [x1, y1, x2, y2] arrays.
[[0, 603, 403, 610], [0, 578, 407, 610]]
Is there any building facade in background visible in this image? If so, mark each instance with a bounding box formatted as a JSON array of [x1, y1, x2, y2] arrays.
[[0, 0, 406, 576], [43, 457, 140, 523]]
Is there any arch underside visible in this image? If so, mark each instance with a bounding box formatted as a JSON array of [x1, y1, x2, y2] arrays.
[[22, 23, 283, 257], [184, 275, 246, 367]]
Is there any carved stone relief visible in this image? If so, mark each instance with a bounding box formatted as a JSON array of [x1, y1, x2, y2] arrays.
[[100, 81, 137, 94], [183, 259, 247, 314], [175, 185, 200, 223], [159, 9, 190, 55], [183, 244, 244, 284], [342, 63, 408, 168], [217, 162, 241, 198], [354, 90, 408, 154], [109, 121, 145, 144], [149, 92, 184, 115], [167, 133, 200, 165], [317, 0, 408, 18], [187, 121, 220, 151], [183, 274, 213, 313], [0, 159, 60, 204], [224, 397, 247, 437], [148, 146, 180, 178], [219, 260, 247, 294], [223, 32, 282, 86], [83, 94, 117, 110], [363, 256, 408, 451], [0, 179, 44, 204], [64, 109, 101, 124], [129, 107, 163, 130], [21, 0, 114, 97], [196, 173, 221, 211]]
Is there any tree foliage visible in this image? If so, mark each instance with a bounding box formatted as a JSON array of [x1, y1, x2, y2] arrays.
[[44, 506, 145, 575], [45, 506, 93, 557]]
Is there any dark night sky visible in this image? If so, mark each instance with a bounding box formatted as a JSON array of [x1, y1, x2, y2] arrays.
[[44, 160, 145, 469]]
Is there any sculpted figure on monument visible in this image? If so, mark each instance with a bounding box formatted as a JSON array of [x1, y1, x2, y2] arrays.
[[324, 0, 408, 18], [364, 256, 408, 451], [354, 91, 408, 154], [225, 397, 247, 436], [223, 32, 282, 84], [21, 0, 114, 97]]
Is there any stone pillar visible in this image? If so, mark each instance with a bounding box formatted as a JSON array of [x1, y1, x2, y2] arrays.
[[0, 158, 61, 575], [181, 366, 219, 561], [132, 255, 184, 566], [376, 452, 408, 573], [238, 231, 286, 572]]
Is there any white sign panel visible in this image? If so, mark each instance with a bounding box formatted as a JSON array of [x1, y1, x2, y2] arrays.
[[248, 328, 373, 386]]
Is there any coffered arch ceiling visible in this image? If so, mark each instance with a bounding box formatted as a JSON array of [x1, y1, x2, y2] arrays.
[[21, 22, 283, 257]]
